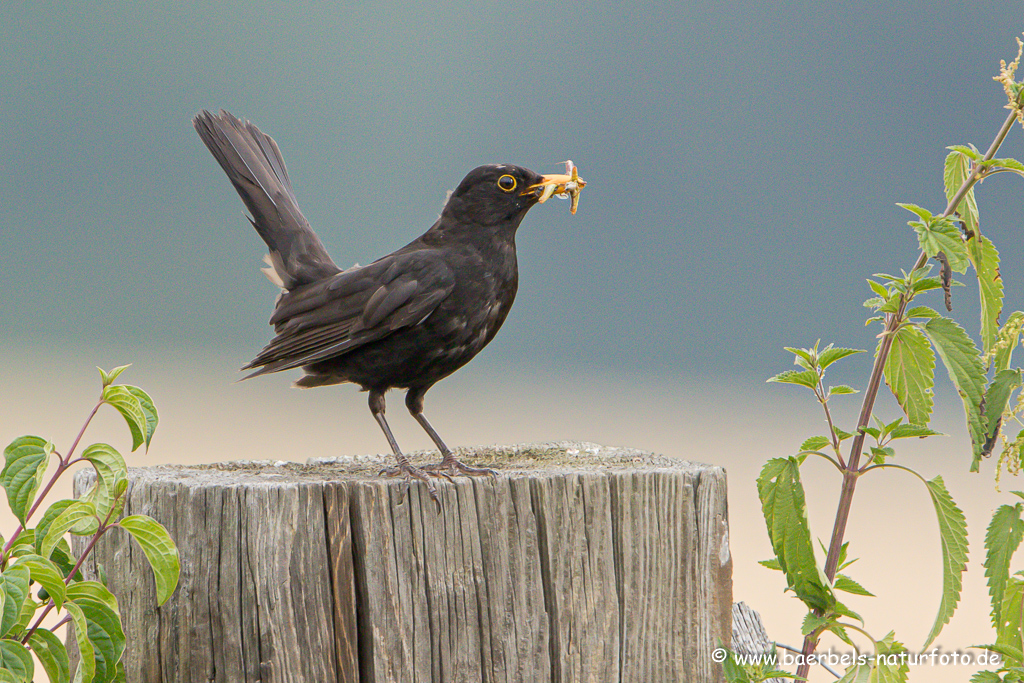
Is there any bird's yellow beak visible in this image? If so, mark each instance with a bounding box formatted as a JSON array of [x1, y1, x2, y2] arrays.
[[525, 161, 587, 214]]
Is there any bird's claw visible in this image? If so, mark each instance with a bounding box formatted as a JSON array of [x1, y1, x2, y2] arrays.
[[379, 461, 441, 508], [422, 457, 498, 478]]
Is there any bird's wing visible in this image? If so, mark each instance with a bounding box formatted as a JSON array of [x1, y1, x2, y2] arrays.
[[241, 249, 455, 377], [193, 110, 340, 288]]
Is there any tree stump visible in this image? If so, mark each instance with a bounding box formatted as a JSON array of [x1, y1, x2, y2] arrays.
[[72, 442, 732, 683]]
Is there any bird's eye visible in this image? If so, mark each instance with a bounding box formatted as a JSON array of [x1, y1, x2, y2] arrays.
[[497, 174, 517, 192]]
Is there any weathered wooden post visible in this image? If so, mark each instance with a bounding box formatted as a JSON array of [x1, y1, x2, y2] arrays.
[[73, 442, 732, 682]]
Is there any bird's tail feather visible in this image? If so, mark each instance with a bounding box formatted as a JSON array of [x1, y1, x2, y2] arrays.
[[193, 110, 340, 289]]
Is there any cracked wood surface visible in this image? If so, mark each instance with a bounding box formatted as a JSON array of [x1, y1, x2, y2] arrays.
[[72, 442, 732, 682]]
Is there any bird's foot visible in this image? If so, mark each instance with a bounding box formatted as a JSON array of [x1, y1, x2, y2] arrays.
[[422, 455, 498, 478], [379, 461, 445, 509]]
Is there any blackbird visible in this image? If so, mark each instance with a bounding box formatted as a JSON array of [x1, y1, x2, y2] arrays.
[[193, 110, 584, 499]]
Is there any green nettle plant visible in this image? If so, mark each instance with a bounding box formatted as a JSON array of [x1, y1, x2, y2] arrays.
[[723, 39, 1024, 683], [0, 366, 179, 683]]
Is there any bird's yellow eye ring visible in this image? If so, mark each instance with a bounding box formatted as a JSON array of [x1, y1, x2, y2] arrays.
[[497, 174, 517, 192]]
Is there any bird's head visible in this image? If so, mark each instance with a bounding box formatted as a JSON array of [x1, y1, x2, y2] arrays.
[[440, 163, 586, 230]]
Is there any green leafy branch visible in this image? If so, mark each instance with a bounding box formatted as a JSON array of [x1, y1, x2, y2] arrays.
[[732, 39, 1024, 683], [0, 367, 179, 683]]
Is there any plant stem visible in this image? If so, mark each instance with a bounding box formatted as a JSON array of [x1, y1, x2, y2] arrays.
[[2, 397, 103, 557], [794, 106, 1019, 682]]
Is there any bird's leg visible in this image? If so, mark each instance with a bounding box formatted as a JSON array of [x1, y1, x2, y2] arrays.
[[406, 388, 497, 477], [370, 390, 441, 504]]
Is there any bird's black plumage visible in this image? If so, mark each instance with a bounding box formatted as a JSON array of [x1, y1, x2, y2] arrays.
[[193, 110, 569, 497]]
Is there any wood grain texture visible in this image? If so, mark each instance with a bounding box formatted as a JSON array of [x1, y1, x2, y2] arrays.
[[72, 442, 731, 682]]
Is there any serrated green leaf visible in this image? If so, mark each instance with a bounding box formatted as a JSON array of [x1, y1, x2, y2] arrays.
[[67, 582, 125, 683], [784, 346, 815, 370], [997, 575, 1024, 660], [40, 502, 98, 562], [993, 312, 1024, 372], [0, 639, 33, 682], [909, 215, 969, 273], [819, 347, 866, 370], [985, 503, 1024, 629], [101, 386, 146, 452], [986, 157, 1024, 175], [767, 369, 819, 389], [872, 632, 910, 683], [967, 235, 1004, 354], [944, 149, 980, 235], [888, 424, 944, 440], [757, 458, 833, 612], [758, 557, 782, 571], [2, 437, 54, 525], [909, 276, 947, 295], [835, 427, 855, 442], [117, 516, 179, 605], [122, 386, 157, 449], [837, 661, 872, 683], [0, 565, 31, 639], [802, 611, 831, 636], [27, 628, 70, 683], [828, 385, 859, 397], [97, 365, 130, 389], [947, 143, 982, 160], [985, 369, 1022, 447], [922, 476, 969, 649], [922, 317, 987, 471], [883, 326, 935, 427], [868, 279, 890, 298], [969, 671, 1003, 683], [64, 601, 95, 683], [835, 573, 875, 596], [977, 641, 1023, 667], [80, 444, 128, 525], [897, 202, 933, 222], [799, 436, 830, 452], [14, 554, 66, 611], [722, 649, 752, 683], [905, 306, 941, 319]]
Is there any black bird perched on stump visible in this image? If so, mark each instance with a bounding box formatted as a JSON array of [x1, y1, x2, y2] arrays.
[[193, 110, 585, 501]]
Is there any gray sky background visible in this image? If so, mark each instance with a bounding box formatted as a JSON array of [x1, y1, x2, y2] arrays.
[[2, 1, 1023, 381]]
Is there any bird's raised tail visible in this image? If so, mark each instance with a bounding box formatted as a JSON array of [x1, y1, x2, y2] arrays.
[[193, 110, 340, 289]]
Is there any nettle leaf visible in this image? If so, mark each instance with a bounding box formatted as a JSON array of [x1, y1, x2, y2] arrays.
[[836, 661, 872, 683], [2, 436, 54, 525], [944, 149, 980, 235], [27, 629, 69, 683], [117, 516, 180, 605], [874, 632, 910, 683], [947, 143, 982, 161], [759, 558, 782, 571], [767, 369, 819, 390], [835, 573, 875, 597], [967, 235, 1004, 354], [909, 215, 970, 274], [888, 424, 944, 440], [985, 369, 1023, 447], [993, 312, 1024, 372], [905, 306, 941, 320], [101, 385, 147, 452], [819, 347, 866, 370], [868, 279, 890, 299], [996, 574, 1024, 656], [969, 670, 1003, 683], [923, 476, 969, 649], [921, 317, 987, 471], [799, 436, 831, 452], [883, 326, 935, 427], [802, 611, 831, 636], [985, 502, 1024, 629], [757, 458, 833, 612], [784, 346, 816, 370], [828, 385, 859, 397]]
